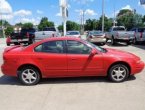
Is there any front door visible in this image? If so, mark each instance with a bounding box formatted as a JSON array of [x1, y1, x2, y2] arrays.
[[66, 40, 104, 76]]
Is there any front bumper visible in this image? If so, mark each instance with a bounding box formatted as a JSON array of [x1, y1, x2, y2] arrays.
[[131, 61, 144, 75]]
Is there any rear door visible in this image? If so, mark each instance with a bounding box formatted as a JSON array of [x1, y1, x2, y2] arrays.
[[66, 40, 104, 76], [33, 40, 67, 77]]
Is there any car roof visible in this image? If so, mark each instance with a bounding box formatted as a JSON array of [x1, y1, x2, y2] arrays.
[[39, 36, 81, 42]]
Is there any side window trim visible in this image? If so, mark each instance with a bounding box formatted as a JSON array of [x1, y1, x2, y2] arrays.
[[34, 40, 66, 54]]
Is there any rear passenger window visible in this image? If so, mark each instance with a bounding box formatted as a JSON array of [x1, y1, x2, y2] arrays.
[[34, 41, 64, 53]]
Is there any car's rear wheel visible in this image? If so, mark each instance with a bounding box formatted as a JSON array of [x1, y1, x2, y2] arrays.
[[18, 66, 40, 85], [108, 64, 129, 82], [111, 37, 115, 45], [133, 38, 138, 45], [7, 43, 10, 46]]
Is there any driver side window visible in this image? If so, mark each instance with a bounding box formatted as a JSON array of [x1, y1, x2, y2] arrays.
[[67, 40, 91, 54]]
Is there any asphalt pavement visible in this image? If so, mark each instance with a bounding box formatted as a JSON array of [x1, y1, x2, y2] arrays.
[[0, 38, 145, 110]]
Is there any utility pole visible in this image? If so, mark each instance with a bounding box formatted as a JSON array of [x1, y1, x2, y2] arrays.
[[113, 1, 116, 26], [102, 0, 104, 33], [60, 0, 68, 36], [80, 10, 85, 35], [0, 1, 5, 38]]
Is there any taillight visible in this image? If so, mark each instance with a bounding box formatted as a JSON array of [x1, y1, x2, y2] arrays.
[[89, 36, 92, 39], [26, 32, 29, 38], [140, 32, 143, 38], [116, 32, 119, 37]]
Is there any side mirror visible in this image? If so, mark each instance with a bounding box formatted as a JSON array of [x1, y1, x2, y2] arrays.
[[90, 49, 97, 56]]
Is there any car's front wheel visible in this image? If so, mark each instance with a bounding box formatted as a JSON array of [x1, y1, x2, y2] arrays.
[[18, 66, 40, 85], [108, 64, 129, 82]]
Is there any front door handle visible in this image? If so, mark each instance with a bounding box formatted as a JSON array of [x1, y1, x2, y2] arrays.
[[71, 58, 77, 60], [37, 58, 43, 60]]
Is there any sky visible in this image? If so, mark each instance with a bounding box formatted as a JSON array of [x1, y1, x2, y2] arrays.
[[0, 0, 145, 26]]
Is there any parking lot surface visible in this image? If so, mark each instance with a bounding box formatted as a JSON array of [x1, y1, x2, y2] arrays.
[[0, 38, 145, 110]]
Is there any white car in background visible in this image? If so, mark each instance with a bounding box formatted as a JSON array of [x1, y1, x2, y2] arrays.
[[66, 31, 81, 38], [35, 27, 61, 41]]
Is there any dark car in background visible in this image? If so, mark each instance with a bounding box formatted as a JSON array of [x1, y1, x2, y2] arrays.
[[6, 28, 36, 46]]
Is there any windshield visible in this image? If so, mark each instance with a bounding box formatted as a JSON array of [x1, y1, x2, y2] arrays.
[[66, 31, 80, 35]]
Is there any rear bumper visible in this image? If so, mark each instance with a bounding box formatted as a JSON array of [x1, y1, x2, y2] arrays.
[[1, 64, 17, 77], [10, 39, 29, 43], [89, 38, 106, 43]]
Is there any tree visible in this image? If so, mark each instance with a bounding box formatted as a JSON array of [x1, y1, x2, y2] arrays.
[[0, 20, 10, 27], [85, 19, 99, 31], [117, 9, 133, 17], [66, 21, 80, 31], [117, 9, 143, 30], [58, 24, 63, 31], [98, 16, 112, 31], [5, 27, 14, 36], [15, 22, 23, 27], [38, 17, 54, 30], [22, 23, 33, 29]]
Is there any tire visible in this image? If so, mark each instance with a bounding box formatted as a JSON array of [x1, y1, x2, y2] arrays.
[[14, 42, 19, 45], [108, 64, 129, 82], [7, 43, 10, 46], [133, 38, 138, 45], [106, 38, 108, 43], [28, 38, 34, 45], [18, 66, 40, 85], [111, 37, 115, 45], [126, 42, 131, 45], [101, 43, 105, 46]]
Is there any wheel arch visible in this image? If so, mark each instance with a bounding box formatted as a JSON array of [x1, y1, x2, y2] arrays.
[[17, 64, 42, 78], [107, 61, 131, 76]]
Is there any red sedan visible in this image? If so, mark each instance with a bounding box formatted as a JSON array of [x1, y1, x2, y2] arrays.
[[1, 37, 144, 85]]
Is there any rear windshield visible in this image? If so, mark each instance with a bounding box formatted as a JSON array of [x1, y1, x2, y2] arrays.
[[21, 29, 36, 33], [90, 31, 104, 35], [113, 27, 125, 31], [66, 31, 80, 35], [43, 27, 56, 31]]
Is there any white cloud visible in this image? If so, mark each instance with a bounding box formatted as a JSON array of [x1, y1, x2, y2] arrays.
[[37, 10, 43, 14], [0, 0, 12, 14], [85, 9, 97, 16], [16, 18, 39, 25], [75, 9, 97, 16], [122, 5, 132, 10], [72, 0, 94, 4], [14, 10, 32, 17], [0, 0, 13, 20], [56, 12, 62, 17]]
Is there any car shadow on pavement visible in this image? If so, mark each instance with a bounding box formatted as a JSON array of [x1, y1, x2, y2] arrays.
[[106, 42, 129, 47], [0, 75, 136, 86], [0, 75, 21, 85], [131, 44, 145, 50]]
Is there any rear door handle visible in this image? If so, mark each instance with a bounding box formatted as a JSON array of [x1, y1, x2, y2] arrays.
[[71, 58, 77, 60]]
